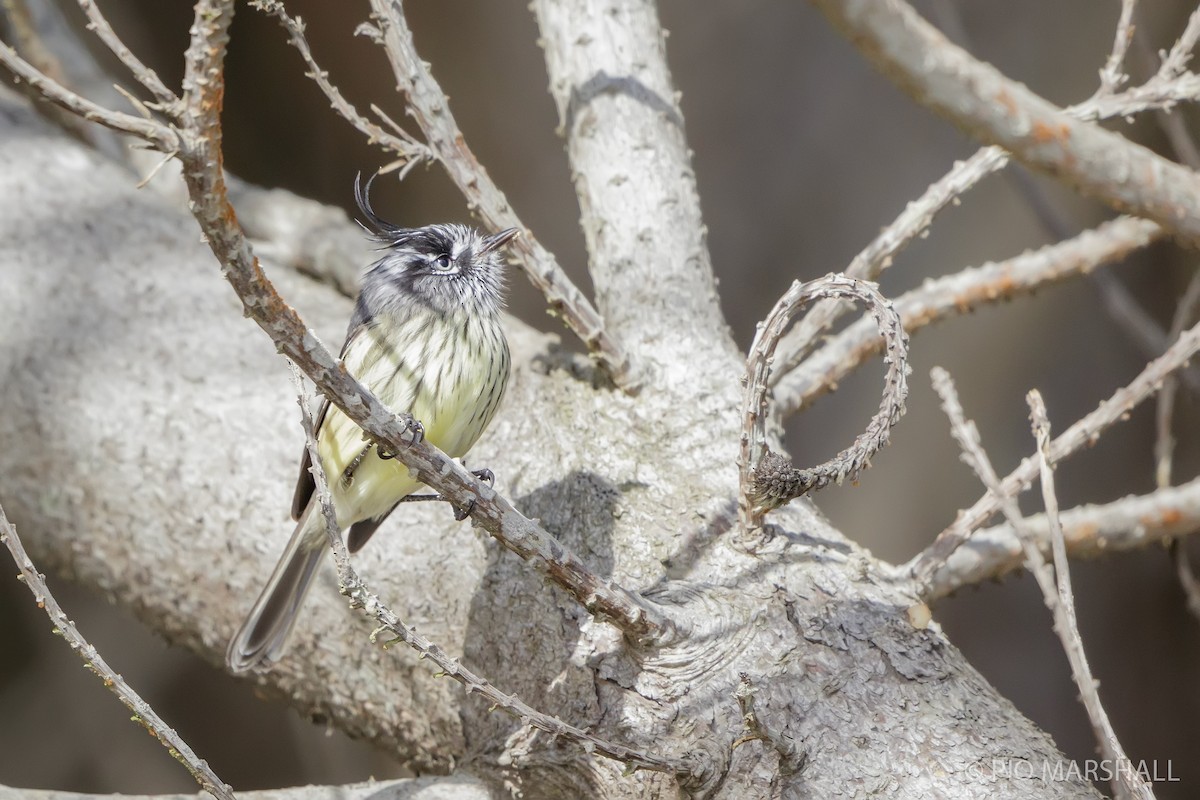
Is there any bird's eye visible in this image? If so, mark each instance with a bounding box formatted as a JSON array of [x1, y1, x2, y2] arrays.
[[432, 254, 453, 271]]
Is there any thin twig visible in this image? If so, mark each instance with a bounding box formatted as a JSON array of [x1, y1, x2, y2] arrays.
[[248, 0, 431, 169], [1027, 391, 1153, 800], [732, 673, 803, 777], [738, 274, 909, 532], [0, 504, 234, 800], [76, 0, 177, 108], [1098, 0, 1140, 95], [776, 216, 1167, 418], [288, 367, 691, 779], [1154, 269, 1200, 489], [928, 370, 1150, 800], [1158, 6, 1200, 80], [359, 0, 640, 390], [909, 315, 1200, 587], [923, 474, 1200, 602], [1157, 268, 1200, 623], [0, 37, 177, 150], [165, 0, 672, 646]]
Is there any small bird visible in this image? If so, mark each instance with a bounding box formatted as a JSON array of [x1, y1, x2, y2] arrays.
[[226, 174, 517, 673]]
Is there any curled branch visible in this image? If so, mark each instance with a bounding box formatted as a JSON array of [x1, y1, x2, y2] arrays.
[[738, 274, 909, 531]]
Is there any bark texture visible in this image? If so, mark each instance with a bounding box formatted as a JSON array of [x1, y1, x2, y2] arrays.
[[0, 80, 1097, 800]]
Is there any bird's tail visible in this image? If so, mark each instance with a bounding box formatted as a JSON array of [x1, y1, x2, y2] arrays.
[[226, 506, 327, 673]]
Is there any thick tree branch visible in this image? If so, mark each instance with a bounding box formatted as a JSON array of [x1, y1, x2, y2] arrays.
[[357, 0, 639, 390], [813, 0, 1200, 248], [293, 372, 691, 779], [531, 0, 730, 372]]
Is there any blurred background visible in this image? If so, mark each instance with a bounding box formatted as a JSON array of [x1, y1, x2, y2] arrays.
[[1, 0, 1198, 795]]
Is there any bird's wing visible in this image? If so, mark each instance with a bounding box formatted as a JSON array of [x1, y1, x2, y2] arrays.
[[290, 309, 374, 521]]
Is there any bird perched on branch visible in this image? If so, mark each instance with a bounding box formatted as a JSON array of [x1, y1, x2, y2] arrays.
[[227, 173, 518, 673]]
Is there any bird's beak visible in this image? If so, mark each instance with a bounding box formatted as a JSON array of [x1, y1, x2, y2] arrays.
[[480, 227, 521, 254]]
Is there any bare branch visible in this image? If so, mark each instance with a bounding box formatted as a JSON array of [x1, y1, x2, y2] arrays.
[[1154, 269, 1200, 488], [928, 370, 1151, 800], [163, 0, 674, 646], [76, 0, 177, 108], [360, 0, 640, 390], [773, 6, 1200, 378], [290, 368, 690, 779], [813, 0, 1200, 249], [924, 475, 1200, 601], [1098, 0, 1139, 95], [0, 505, 234, 800], [530, 0, 727, 377], [732, 673, 803, 778], [776, 216, 1166, 418], [249, 0, 431, 169], [738, 275, 909, 531], [0, 778, 490, 800], [1026, 391, 1153, 800], [0, 37, 177, 150], [910, 315, 1200, 587], [1159, 6, 1200, 80]]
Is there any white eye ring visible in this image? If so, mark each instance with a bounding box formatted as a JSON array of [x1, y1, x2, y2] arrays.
[[432, 254, 453, 271]]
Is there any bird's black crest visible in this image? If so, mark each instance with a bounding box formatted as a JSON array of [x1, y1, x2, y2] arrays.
[[353, 172, 461, 258], [354, 171, 410, 244]]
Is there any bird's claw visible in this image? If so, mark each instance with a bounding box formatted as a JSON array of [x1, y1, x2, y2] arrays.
[[377, 418, 423, 460]]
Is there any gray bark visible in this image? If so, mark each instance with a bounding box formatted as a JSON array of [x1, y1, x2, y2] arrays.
[[0, 77, 1096, 800]]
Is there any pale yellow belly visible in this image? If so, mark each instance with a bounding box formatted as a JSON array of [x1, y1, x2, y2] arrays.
[[316, 311, 508, 526]]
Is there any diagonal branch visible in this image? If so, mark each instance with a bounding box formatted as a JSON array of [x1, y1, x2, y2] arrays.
[[923, 474, 1200, 602], [76, 0, 177, 108], [0, 504, 234, 800], [169, 0, 673, 647], [772, 5, 1200, 379], [776, 216, 1171, 418], [359, 0, 640, 390], [909, 315, 1200, 589], [249, 0, 430, 172], [291, 369, 691, 779], [813, 0, 1200, 248], [0, 35, 177, 150]]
